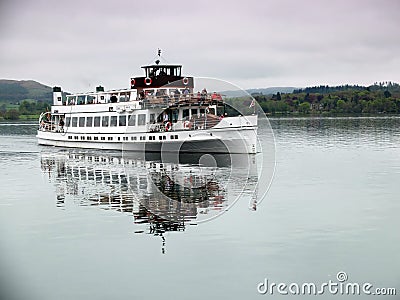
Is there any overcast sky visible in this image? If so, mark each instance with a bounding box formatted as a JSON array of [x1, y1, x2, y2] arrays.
[[0, 0, 399, 92]]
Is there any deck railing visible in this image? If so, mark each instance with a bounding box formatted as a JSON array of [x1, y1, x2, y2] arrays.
[[142, 93, 223, 109], [63, 93, 224, 107], [39, 121, 64, 133], [147, 114, 221, 133]]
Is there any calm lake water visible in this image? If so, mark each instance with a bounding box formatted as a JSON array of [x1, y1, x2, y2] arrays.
[[0, 117, 399, 299]]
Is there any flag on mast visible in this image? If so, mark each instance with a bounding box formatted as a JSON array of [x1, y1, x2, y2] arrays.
[[249, 99, 255, 108]]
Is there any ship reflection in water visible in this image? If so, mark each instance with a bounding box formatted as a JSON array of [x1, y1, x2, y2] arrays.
[[40, 149, 258, 251]]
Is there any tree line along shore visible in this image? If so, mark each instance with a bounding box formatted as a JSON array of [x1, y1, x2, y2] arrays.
[[252, 82, 400, 115]]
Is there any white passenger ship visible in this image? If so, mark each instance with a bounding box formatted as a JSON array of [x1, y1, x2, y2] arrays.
[[37, 55, 257, 153]]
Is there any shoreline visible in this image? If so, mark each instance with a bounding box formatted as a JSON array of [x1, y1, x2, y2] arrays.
[[265, 112, 400, 118]]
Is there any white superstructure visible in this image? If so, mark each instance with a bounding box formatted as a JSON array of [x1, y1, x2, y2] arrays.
[[37, 56, 257, 154]]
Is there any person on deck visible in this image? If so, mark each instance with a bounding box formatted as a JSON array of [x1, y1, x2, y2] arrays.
[[163, 112, 169, 123], [59, 117, 64, 130], [201, 88, 207, 101]]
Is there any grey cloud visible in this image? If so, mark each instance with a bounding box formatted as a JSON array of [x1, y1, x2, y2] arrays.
[[0, 0, 399, 92]]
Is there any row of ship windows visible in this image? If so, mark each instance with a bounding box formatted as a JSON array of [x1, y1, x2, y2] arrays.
[[65, 114, 146, 128], [67, 135, 179, 141]]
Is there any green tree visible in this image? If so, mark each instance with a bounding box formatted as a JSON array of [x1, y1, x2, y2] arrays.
[[336, 99, 346, 112], [384, 90, 392, 98], [0, 103, 6, 115], [299, 102, 310, 113], [4, 109, 20, 120]]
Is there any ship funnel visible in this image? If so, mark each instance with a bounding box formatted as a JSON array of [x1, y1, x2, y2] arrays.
[[53, 86, 62, 105]]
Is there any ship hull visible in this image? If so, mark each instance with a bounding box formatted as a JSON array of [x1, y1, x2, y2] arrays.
[[37, 127, 257, 154]]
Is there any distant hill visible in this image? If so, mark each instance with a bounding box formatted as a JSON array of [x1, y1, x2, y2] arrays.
[[293, 82, 400, 94], [0, 79, 53, 104], [223, 87, 296, 97], [247, 87, 296, 95]]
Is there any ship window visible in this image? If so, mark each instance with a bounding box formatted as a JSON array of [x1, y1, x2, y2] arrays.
[[110, 95, 118, 103], [119, 93, 127, 102], [86, 117, 93, 127], [163, 136, 166, 140], [110, 116, 118, 127], [183, 109, 189, 119], [68, 136, 72, 140], [209, 108, 215, 115], [170, 135, 174, 139], [158, 89, 167, 96], [175, 135, 178, 139], [191, 109, 198, 117], [172, 110, 178, 123], [80, 136, 85, 140], [128, 115, 136, 126], [93, 136, 98, 141], [200, 108, 205, 114], [87, 136, 92, 141], [108, 137, 113, 141], [145, 89, 154, 97], [101, 137, 105, 141], [94, 116, 100, 127], [138, 114, 146, 126], [102, 116, 109, 127], [77, 95, 85, 105], [118, 137, 120, 141], [119, 115, 126, 126], [65, 117, 70, 127], [74, 136, 78, 140], [87, 95, 95, 104], [79, 117, 85, 127], [67, 96, 76, 105], [133, 136, 137, 140], [150, 113, 155, 123], [72, 117, 78, 127], [159, 136, 162, 140]]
